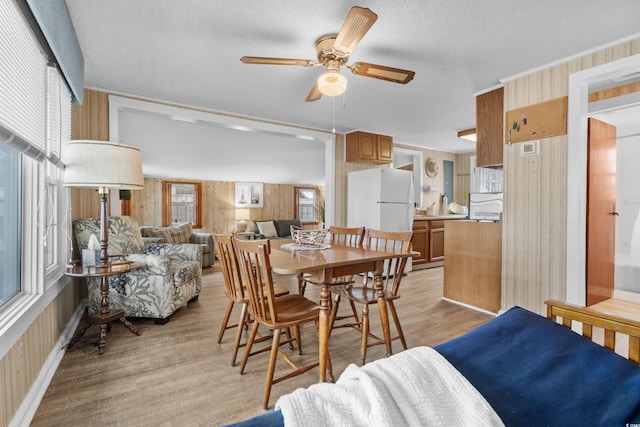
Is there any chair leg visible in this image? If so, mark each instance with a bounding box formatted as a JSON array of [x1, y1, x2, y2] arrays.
[[285, 327, 294, 350], [297, 273, 306, 296], [263, 328, 282, 409], [293, 325, 302, 355], [360, 304, 369, 365], [328, 294, 341, 332], [230, 303, 248, 366], [388, 300, 408, 350], [239, 320, 260, 374], [217, 300, 235, 344], [348, 299, 360, 324]]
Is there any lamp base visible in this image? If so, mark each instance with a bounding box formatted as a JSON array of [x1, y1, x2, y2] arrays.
[[237, 219, 248, 232]]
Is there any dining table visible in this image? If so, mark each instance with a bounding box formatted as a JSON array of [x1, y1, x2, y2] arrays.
[[268, 239, 413, 382]]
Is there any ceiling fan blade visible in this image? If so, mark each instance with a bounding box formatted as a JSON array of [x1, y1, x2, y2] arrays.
[[306, 82, 322, 102], [332, 7, 378, 58], [240, 56, 315, 67], [349, 62, 415, 84]]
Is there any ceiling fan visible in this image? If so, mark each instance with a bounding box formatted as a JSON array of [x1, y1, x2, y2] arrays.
[[240, 6, 415, 102]]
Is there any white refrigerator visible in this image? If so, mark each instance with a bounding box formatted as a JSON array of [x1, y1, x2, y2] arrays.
[[347, 167, 415, 232]]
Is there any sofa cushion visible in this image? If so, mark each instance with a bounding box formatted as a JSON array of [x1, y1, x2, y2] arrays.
[[73, 216, 146, 256], [256, 220, 278, 238], [143, 223, 192, 244], [275, 219, 302, 237]]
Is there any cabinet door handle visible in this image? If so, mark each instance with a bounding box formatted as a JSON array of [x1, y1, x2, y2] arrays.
[[610, 211, 619, 216]]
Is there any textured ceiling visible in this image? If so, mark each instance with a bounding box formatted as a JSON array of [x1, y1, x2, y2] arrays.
[[65, 0, 640, 183]]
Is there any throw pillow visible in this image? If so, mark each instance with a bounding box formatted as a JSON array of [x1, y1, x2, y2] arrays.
[[256, 221, 278, 238], [170, 223, 193, 243], [142, 227, 173, 243], [275, 219, 302, 237]]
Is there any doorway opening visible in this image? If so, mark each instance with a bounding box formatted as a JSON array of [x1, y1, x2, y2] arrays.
[[566, 53, 640, 306], [590, 102, 640, 298]]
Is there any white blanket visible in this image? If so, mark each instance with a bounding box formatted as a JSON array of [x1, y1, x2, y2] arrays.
[[276, 346, 504, 427]]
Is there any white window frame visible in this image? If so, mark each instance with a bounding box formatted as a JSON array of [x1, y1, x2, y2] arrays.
[[0, 0, 72, 359]]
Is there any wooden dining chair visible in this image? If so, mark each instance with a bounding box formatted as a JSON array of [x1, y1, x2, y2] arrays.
[[213, 234, 289, 366], [329, 228, 413, 364], [234, 236, 321, 409]]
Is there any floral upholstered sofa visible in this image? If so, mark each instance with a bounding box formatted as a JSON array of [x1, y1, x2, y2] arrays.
[[139, 223, 214, 268], [73, 216, 202, 324]]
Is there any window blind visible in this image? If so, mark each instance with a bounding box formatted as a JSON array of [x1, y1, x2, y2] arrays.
[[46, 65, 70, 167], [0, 0, 69, 167], [0, 0, 46, 159]]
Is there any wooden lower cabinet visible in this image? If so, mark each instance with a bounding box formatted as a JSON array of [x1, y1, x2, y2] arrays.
[[428, 221, 445, 262], [412, 221, 428, 264], [412, 218, 460, 267]]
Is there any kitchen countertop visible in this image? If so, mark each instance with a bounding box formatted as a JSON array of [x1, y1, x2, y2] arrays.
[[413, 214, 467, 221]]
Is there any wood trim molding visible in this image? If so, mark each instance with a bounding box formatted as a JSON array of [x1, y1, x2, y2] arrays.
[[589, 81, 640, 103]]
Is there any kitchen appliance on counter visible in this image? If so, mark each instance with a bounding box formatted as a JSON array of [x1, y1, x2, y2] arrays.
[[469, 192, 503, 221], [348, 167, 415, 231]]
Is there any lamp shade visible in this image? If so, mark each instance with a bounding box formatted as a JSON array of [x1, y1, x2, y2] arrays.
[[235, 208, 250, 220], [317, 71, 347, 97], [63, 140, 144, 189]]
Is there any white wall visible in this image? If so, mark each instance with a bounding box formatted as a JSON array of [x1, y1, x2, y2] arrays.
[[615, 134, 640, 292]]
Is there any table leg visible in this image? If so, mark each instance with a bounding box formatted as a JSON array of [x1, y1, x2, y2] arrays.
[[66, 320, 91, 350], [374, 272, 393, 356], [98, 324, 108, 355], [119, 316, 140, 336], [318, 283, 334, 382]]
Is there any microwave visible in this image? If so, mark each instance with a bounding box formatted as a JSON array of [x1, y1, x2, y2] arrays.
[[469, 192, 503, 221]]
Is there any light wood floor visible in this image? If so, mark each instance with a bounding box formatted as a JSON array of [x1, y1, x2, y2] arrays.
[[31, 266, 493, 426]]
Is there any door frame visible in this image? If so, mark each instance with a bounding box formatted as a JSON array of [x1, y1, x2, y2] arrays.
[[566, 53, 640, 305], [393, 147, 424, 209]]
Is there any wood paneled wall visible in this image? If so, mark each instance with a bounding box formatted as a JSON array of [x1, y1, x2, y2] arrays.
[[70, 88, 110, 220], [455, 152, 473, 205], [0, 284, 82, 427], [135, 178, 323, 233], [502, 38, 640, 315]]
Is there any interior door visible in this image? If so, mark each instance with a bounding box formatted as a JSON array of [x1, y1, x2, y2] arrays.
[[443, 160, 454, 203], [586, 117, 617, 306]]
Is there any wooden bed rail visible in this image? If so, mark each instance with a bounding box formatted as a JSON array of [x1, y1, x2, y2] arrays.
[[545, 299, 640, 364]]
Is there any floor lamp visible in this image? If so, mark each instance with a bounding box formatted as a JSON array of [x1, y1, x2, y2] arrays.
[[63, 140, 145, 266], [63, 140, 145, 353]]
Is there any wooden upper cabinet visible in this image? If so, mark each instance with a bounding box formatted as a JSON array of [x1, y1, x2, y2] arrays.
[[476, 87, 504, 167], [346, 131, 393, 164]]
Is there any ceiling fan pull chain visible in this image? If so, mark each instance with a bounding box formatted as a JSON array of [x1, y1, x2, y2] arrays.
[[332, 96, 336, 134]]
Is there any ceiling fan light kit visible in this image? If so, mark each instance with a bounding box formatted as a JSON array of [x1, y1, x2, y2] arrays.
[[317, 70, 347, 96], [240, 6, 415, 102]]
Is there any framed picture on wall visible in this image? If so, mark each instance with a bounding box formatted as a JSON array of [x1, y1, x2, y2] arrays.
[[235, 182, 264, 208]]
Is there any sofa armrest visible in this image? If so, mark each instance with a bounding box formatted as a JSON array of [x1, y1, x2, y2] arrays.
[[146, 243, 202, 263], [125, 253, 172, 273], [190, 232, 213, 247]]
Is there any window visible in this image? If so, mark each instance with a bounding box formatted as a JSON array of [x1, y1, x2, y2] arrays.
[[470, 156, 503, 193], [0, 145, 21, 308], [0, 0, 71, 345], [162, 181, 202, 228], [294, 187, 322, 224]]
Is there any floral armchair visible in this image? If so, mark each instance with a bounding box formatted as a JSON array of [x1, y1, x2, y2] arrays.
[[72, 216, 202, 324]]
